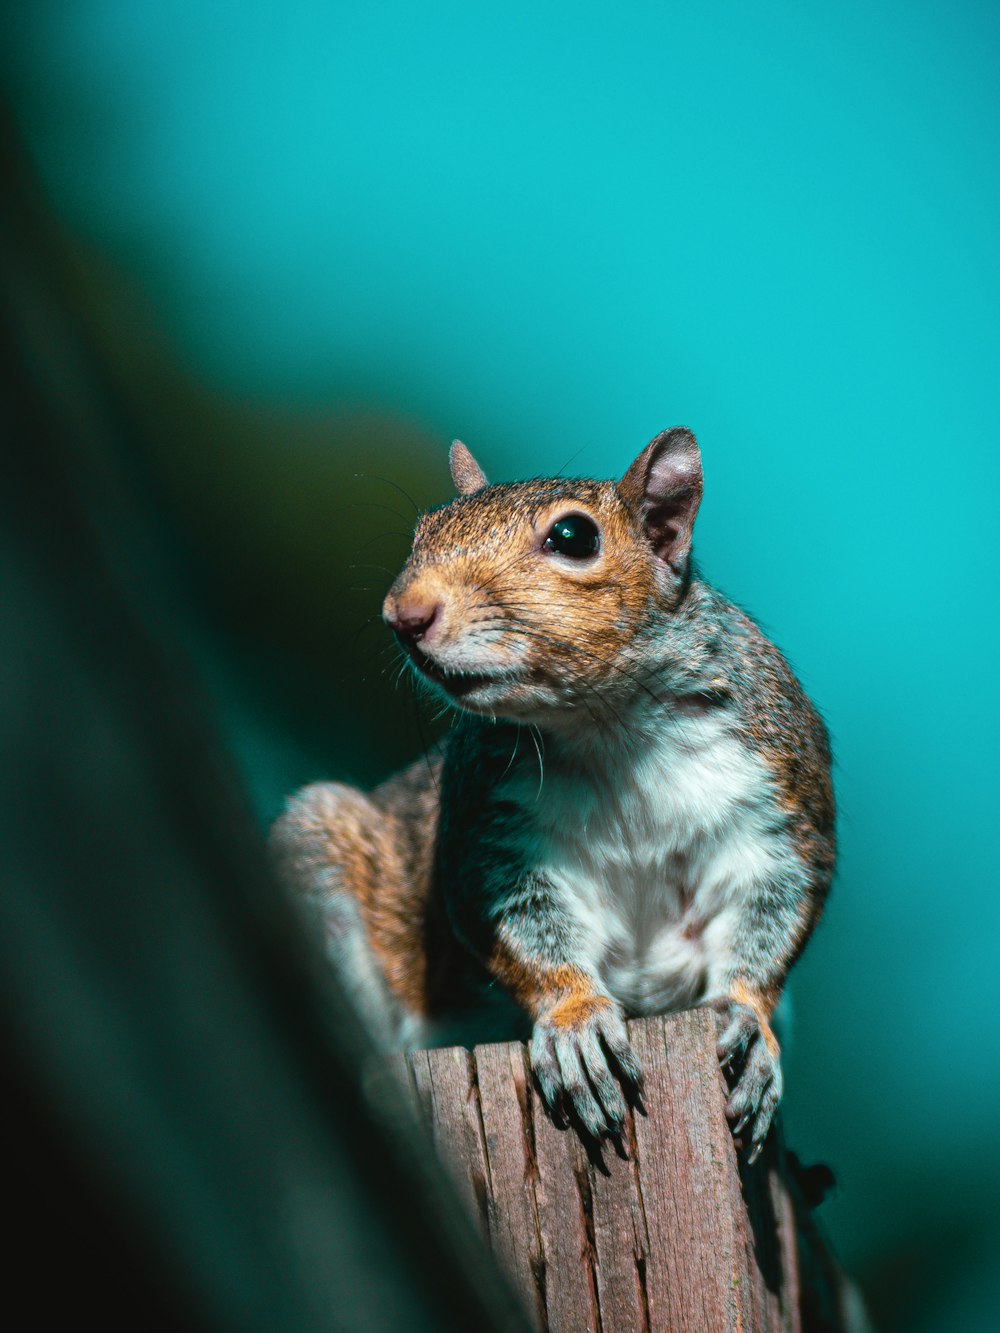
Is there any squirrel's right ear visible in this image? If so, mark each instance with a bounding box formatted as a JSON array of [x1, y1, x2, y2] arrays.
[[449, 440, 488, 496], [619, 427, 703, 573]]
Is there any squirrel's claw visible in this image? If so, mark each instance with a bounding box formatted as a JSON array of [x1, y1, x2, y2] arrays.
[[601, 1015, 644, 1093], [554, 1031, 613, 1138], [530, 1027, 568, 1127], [715, 999, 783, 1162], [530, 1004, 642, 1142], [715, 1000, 758, 1068]]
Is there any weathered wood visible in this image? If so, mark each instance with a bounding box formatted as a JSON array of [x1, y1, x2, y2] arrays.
[[529, 1059, 602, 1333], [631, 1010, 752, 1331], [475, 1042, 546, 1330], [588, 1123, 650, 1333], [411, 1045, 492, 1238], [409, 1010, 858, 1333]]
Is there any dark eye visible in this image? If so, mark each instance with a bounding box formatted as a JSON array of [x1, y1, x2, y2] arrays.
[[543, 513, 601, 559]]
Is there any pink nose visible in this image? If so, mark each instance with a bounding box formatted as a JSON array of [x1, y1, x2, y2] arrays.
[[384, 596, 442, 645]]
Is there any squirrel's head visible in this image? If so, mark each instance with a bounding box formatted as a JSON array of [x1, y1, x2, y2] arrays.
[[382, 428, 703, 725]]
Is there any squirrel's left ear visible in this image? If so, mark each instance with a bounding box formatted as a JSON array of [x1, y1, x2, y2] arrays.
[[619, 427, 703, 572], [449, 439, 488, 496]]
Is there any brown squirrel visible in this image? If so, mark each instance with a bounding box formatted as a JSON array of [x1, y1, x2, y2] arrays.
[[271, 428, 835, 1160]]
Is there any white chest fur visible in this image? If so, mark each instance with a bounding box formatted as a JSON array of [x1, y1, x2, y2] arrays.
[[510, 710, 796, 1015]]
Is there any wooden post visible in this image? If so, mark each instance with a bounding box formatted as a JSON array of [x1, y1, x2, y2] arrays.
[[389, 1010, 863, 1333]]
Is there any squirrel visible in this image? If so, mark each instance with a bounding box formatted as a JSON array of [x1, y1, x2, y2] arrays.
[[270, 428, 835, 1161]]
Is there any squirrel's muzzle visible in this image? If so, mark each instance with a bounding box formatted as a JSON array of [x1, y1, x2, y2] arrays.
[[383, 589, 442, 647]]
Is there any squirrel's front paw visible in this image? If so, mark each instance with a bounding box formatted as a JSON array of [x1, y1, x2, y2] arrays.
[[714, 999, 783, 1164], [529, 995, 642, 1139]]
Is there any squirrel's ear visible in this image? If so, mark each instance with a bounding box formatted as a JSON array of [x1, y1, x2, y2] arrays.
[[619, 427, 703, 572], [449, 439, 488, 496]]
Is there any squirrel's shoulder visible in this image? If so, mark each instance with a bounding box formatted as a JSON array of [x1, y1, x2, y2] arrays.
[[696, 581, 836, 856], [697, 581, 831, 758]]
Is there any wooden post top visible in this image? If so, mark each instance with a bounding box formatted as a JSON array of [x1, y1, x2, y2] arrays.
[[385, 1009, 865, 1333]]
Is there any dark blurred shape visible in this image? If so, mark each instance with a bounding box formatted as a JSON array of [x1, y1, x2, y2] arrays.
[[0, 111, 527, 1331], [786, 1152, 837, 1212]]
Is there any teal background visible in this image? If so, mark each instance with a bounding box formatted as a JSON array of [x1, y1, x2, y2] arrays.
[[6, 4, 999, 1324]]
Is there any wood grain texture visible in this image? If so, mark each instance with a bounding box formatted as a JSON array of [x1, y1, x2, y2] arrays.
[[631, 1009, 751, 1331], [529, 1067, 601, 1333], [474, 1041, 547, 1330], [406, 1010, 858, 1333], [411, 1045, 492, 1238]]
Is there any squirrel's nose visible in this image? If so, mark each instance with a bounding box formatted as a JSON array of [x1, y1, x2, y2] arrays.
[[384, 595, 442, 646]]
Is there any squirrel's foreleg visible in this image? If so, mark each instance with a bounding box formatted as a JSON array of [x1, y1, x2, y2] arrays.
[[710, 871, 816, 1161], [470, 871, 642, 1139]]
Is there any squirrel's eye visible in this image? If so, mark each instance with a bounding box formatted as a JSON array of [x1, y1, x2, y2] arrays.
[[543, 514, 601, 559]]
